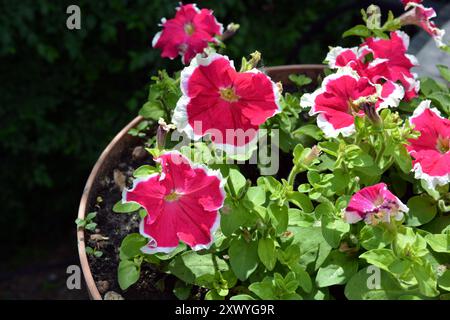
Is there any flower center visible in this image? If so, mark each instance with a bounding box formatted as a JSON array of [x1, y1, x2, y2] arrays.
[[219, 87, 239, 102], [366, 199, 399, 225], [436, 135, 450, 154], [184, 23, 195, 36], [347, 100, 360, 115], [164, 191, 181, 202]]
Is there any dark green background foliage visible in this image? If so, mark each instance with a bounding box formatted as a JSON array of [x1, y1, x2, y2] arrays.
[[0, 0, 403, 261]]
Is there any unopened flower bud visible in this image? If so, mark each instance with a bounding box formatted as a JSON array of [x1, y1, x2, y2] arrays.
[[360, 102, 381, 126], [221, 23, 240, 41], [156, 118, 176, 149], [304, 145, 321, 166], [366, 5, 381, 29]]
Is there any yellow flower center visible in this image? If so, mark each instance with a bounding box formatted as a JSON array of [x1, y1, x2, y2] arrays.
[[184, 23, 195, 36], [219, 87, 239, 102], [437, 135, 449, 154], [164, 191, 181, 202]]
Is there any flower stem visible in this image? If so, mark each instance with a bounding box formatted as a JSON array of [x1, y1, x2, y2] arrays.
[[287, 166, 299, 186]]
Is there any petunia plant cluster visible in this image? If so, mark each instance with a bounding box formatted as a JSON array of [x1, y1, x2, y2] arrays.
[[107, 2, 450, 300]]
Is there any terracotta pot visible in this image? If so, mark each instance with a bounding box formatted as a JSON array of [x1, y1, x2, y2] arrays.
[[77, 64, 325, 300]]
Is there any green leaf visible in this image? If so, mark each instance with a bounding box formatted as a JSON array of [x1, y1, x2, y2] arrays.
[[133, 165, 158, 178], [86, 212, 97, 221], [230, 294, 256, 300], [345, 267, 407, 300], [220, 201, 251, 237], [229, 237, 259, 281], [359, 225, 394, 250], [289, 74, 312, 87], [139, 101, 165, 120], [287, 192, 314, 213], [420, 77, 448, 96], [75, 218, 86, 227], [330, 169, 350, 195], [245, 186, 266, 206], [393, 145, 412, 174], [427, 92, 450, 115], [406, 195, 437, 227], [168, 251, 229, 287], [288, 208, 315, 227], [228, 169, 247, 196], [118, 260, 140, 290], [290, 226, 332, 271], [173, 281, 192, 300], [249, 277, 276, 300], [85, 222, 97, 231], [268, 203, 289, 235], [425, 234, 450, 253], [258, 238, 277, 271], [113, 200, 141, 213], [437, 64, 450, 82], [318, 203, 349, 248], [291, 264, 313, 293], [438, 270, 450, 291], [316, 251, 358, 287], [119, 233, 148, 260], [343, 24, 371, 38], [293, 124, 322, 140], [359, 249, 397, 272], [319, 141, 339, 157], [94, 250, 103, 258], [411, 261, 439, 297]]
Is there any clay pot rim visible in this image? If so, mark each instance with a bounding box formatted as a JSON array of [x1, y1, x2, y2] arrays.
[[76, 64, 325, 300]]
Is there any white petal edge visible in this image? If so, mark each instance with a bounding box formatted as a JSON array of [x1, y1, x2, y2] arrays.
[[152, 31, 162, 48], [412, 162, 450, 190], [378, 81, 405, 109], [410, 99, 444, 121], [317, 113, 356, 138], [344, 210, 363, 224], [325, 46, 358, 69]]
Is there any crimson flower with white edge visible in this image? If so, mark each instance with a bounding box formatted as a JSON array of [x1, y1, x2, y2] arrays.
[[300, 68, 400, 138], [401, 0, 422, 7], [344, 183, 408, 225], [407, 100, 450, 189], [152, 3, 223, 64], [122, 151, 225, 254], [172, 53, 281, 155], [326, 31, 418, 101], [400, 2, 446, 48]]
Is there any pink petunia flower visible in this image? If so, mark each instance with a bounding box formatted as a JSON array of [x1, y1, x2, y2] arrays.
[[326, 31, 419, 101], [300, 68, 401, 138], [152, 3, 223, 64], [172, 53, 281, 155], [407, 100, 450, 189], [400, 2, 446, 48], [122, 151, 226, 253], [344, 183, 408, 224], [401, 0, 422, 7]]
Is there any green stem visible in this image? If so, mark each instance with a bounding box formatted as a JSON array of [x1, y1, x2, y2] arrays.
[[287, 166, 299, 186]]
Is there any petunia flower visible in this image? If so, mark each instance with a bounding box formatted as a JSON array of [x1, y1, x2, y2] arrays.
[[407, 100, 450, 189], [344, 183, 408, 225], [400, 2, 446, 48], [152, 3, 223, 64], [400, 0, 422, 7], [122, 151, 226, 253], [326, 31, 418, 101], [172, 53, 281, 155], [300, 68, 401, 138]]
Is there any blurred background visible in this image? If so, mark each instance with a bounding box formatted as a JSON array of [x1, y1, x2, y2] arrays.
[[0, 0, 447, 299]]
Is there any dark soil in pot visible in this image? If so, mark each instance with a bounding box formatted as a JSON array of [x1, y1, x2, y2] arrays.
[[81, 65, 325, 300]]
